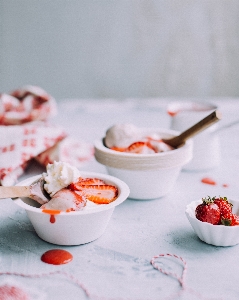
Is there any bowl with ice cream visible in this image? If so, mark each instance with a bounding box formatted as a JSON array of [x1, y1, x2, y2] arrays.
[[13, 161, 130, 245], [94, 123, 193, 200]]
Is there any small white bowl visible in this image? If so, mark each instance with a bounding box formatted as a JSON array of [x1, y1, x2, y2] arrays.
[[94, 128, 193, 200], [14, 172, 130, 246], [186, 199, 239, 247]]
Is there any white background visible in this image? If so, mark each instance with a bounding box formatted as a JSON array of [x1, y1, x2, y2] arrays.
[[1, 0, 239, 100]]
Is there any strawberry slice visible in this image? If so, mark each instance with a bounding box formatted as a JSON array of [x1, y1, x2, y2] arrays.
[[69, 177, 118, 204], [69, 177, 106, 190], [126, 141, 156, 154], [80, 184, 118, 204], [110, 146, 126, 152], [79, 178, 106, 185]]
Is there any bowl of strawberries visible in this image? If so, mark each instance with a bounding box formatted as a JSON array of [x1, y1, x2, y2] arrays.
[[185, 196, 239, 246]]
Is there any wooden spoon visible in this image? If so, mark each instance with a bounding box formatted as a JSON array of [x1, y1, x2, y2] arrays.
[[0, 177, 50, 204], [163, 110, 222, 148]]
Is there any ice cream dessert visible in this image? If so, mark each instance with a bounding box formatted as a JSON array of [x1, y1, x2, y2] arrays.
[[105, 123, 143, 148], [104, 123, 173, 154], [32, 161, 118, 212]]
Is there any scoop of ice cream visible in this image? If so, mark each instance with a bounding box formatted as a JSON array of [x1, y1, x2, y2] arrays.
[[41, 188, 87, 211], [147, 133, 173, 152], [105, 123, 143, 148], [43, 161, 81, 197]]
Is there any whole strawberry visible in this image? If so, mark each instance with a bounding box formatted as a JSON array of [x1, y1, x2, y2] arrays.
[[231, 214, 239, 226], [213, 196, 233, 226], [195, 196, 221, 225]]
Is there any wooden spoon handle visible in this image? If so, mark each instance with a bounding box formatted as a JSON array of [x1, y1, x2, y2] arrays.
[[0, 186, 31, 199], [163, 110, 222, 148]]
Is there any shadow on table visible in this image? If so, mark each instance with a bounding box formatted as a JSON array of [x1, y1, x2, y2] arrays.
[[166, 227, 235, 253]]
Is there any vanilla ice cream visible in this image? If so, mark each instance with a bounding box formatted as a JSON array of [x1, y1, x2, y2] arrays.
[[147, 133, 173, 152], [105, 123, 173, 153], [105, 123, 143, 148], [43, 161, 81, 197], [41, 188, 87, 211]]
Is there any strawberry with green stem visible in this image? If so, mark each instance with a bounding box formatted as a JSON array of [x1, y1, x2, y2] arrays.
[[213, 196, 233, 226], [195, 196, 221, 225]]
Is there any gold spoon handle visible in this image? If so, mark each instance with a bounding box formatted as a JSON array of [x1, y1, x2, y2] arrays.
[[163, 110, 222, 148]]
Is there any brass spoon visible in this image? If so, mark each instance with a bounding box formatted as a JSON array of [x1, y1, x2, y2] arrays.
[[0, 177, 50, 204], [163, 110, 222, 148]]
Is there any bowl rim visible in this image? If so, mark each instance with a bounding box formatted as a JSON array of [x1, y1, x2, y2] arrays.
[[94, 127, 193, 158], [167, 101, 218, 113], [14, 172, 130, 215]]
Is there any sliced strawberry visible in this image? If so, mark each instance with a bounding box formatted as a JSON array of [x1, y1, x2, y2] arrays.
[[69, 177, 106, 190], [80, 184, 118, 204], [79, 178, 106, 185], [110, 146, 126, 152], [126, 141, 156, 154]]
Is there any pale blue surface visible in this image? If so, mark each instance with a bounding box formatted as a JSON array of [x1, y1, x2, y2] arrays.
[[0, 99, 239, 300]]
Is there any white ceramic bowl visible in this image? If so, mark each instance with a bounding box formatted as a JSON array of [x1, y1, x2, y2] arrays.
[[14, 172, 130, 246], [186, 199, 239, 247], [94, 128, 193, 200]]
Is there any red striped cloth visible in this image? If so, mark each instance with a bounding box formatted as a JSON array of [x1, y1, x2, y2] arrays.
[[0, 86, 93, 186]]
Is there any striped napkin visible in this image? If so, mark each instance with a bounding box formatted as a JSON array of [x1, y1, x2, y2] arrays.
[[0, 86, 93, 186]]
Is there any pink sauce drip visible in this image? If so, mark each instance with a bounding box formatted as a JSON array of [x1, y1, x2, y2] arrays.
[[50, 215, 55, 223], [42, 209, 61, 223]]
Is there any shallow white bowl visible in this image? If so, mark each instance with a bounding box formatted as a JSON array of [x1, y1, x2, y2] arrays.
[[186, 199, 239, 247], [14, 172, 130, 246], [94, 128, 193, 200]]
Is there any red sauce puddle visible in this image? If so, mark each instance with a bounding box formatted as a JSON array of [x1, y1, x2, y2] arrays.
[[201, 177, 217, 185], [201, 177, 229, 188], [41, 249, 73, 265], [42, 209, 61, 223]]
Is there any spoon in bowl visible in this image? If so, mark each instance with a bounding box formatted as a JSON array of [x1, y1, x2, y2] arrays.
[[0, 176, 50, 204], [163, 110, 222, 148]]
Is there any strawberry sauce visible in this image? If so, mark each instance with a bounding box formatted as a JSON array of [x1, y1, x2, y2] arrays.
[[201, 177, 217, 185], [41, 249, 73, 265], [201, 177, 229, 187], [42, 209, 61, 223], [50, 215, 56, 223]]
